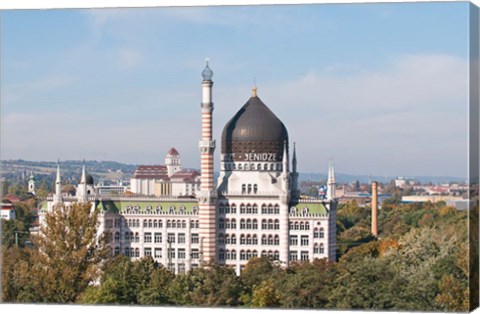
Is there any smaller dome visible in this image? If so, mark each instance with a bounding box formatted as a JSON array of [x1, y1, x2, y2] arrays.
[[86, 174, 94, 185], [167, 147, 179, 156], [202, 60, 213, 81]]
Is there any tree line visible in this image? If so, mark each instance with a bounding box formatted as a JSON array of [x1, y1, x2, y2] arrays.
[[1, 198, 472, 310]]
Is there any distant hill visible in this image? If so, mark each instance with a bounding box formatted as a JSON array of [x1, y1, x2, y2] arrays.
[[1, 159, 466, 185]]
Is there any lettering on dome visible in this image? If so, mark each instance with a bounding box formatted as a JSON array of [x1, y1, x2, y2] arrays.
[[221, 153, 279, 162]]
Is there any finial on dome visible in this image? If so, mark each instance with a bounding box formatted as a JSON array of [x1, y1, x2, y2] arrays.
[[202, 58, 213, 81], [252, 86, 257, 97]]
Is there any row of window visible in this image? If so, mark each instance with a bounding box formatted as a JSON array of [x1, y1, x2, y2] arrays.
[[218, 249, 281, 261], [123, 205, 198, 215], [218, 234, 281, 246], [224, 163, 282, 171], [114, 232, 199, 244], [119, 247, 200, 260], [116, 219, 200, 230], [218, 203, 281, 215], [218, 219, 281, 230]]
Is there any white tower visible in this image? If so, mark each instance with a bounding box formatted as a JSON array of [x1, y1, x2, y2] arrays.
[[165, 148, 182, 177], [291, 142, 299, 199], [327, 159, 336, 200], [77, 160, 88, 203], [197, 59, 217, 264], [53, 160, 63, 206], [28, 171, 36, 195]]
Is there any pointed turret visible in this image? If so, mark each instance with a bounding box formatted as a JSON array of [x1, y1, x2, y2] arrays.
[[77, 160, 88, 203], [53, 160, 62, 206], [290, 142, 299, 199], [327, 159, 336, 200]]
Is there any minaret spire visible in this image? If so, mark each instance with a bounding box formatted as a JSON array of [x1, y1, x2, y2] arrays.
[[198, 59, 217, 265], [292, 142, 297, 174], [53, 159, 63, 206], [327, 159, 336, 200], [77, 159, 88, 203]]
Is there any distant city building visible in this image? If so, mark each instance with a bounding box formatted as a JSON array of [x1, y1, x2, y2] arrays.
[[401, 195, 468, 209], [395, 176, 417, 188], [40, 62, 337, 275], [1, 203, 16, 220], [130, 148, 201, 197]]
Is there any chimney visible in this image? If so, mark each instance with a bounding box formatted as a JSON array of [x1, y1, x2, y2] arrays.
[[371, 181, 378, 237]]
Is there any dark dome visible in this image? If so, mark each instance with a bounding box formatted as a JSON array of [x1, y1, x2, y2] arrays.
[[86, 174, 94, 185], [221, 95, 288, 160]]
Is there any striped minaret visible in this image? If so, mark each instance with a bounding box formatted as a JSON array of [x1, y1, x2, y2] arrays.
[[198, 59, 217, 265]]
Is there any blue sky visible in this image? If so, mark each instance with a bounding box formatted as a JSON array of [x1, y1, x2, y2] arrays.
[[1, 2, 471, 177]]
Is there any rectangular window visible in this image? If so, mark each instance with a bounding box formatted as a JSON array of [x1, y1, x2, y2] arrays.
[[301, 235, 309, 246], [191, 233, 199, 244], [168, 233, 175, 244], [178, 263, 186, 274], [105, 219, 113, 229], [144, 248, 152, 257], [191, 249, 199, 260], [289, 251, 298, 261], [144, 232, 152, 243], [290, 235, 298, 246], [178, 248, 186, 259], [178, 233, 186, 244], [154, 248, 162, 258], [168, 248, 175, 259], [301, 251, 309, 261], [154, 233, 162, 243]]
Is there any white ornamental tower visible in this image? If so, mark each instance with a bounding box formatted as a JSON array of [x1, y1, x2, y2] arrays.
[[326, 159, 336, 200], [53, 160, 63, 206], [28, 171, 36, 195], [77, 160, 88, 203], [197, 59, 217, 264], [165, 147, 182, 177]]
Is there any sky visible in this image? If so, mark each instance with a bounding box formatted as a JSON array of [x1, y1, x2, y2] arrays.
[[0, 1, 472, 178]]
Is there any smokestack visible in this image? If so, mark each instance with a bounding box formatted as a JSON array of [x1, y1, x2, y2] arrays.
[[371, 181, 378, 237]]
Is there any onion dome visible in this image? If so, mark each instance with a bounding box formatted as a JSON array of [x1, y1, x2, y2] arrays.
[[86, 174, 94, 185], [221, 88, 288, 161], [202, 59, 213, 81]]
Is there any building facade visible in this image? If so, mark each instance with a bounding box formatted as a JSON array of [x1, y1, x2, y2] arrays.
[[40, 62, 337, 275]]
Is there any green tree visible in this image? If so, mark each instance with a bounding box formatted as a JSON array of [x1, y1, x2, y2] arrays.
[[250, 280, 280, 307], [24, 202, 111, 303]]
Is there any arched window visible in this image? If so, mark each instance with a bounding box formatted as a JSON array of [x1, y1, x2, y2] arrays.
[[172, 220, 177, 228], [252, 219, 258, 229], [246, 219, 252, 229], [125, 247, 130, 257], [135, 248, 140, 258], [219, 249, 225, 261], [177, 220, 182, 228], [262, 235, 267, 245], [135, 232, 140, 242], [268, 235, 274, 246], [258, 164, 262, 171], [268, 219, 274, 230], [246, 235, 252, 245], [240, 250, 246, 260], [268, 204, 274, 214], [274, 235, 280, 245], [240, 219, 246, 229], [231, 234, 237, 244], [270, 164, 275, 170], [231, 219, 237, 229], [246, 250, 252, 260], [305, 222, 310, 230], [153, 220, 158, 228], [114, 232, 120, 242], [314, 243, 319, 254], [231, 204, 237, 214], [240, 204, 246, 214], [253, 234, 258, 245], [231, 250, 237, 260], [262, 204, 267, 214], [159, 220, 163, 228], [253, 204, 258, 214], [300, 222, 305, 230], [294, 222, 299, 230], [167, 220, 171, 228], [136, 219, 140, 227], [314, 228, 319, 238], [274, 251, 280, 260], [274, 204, 280, 214], [182, 220, 186, 229], [319, 243, 325, 254], [225, 250, 231, 260], [247, 204, 252, 214], [319, 227, 325, 239], [219, 219, 225, 229], [240, 234, 246, 245], [251, 164, 255, 170], [253, 184, 258, 194], [225, 219, 231, 229], [261, 219, 267, 230], [218, 234, 224, 245], [225, 234, 230, 244], [242, 184, 246, 194], [247, 184, 252, 194], [125, 232, 130, 242], [244, 163, 248, 170], [274, 219, 280, 230]]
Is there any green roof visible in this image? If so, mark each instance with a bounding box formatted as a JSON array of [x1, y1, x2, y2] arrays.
[[95, 199, 199, 214], [289, 200, 328, 215]]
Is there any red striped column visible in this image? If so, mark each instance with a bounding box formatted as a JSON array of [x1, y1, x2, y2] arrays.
[[198, 61, 217, 265]]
